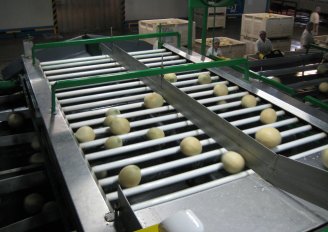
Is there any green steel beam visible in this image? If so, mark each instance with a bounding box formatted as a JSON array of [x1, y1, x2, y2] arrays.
[[304, 96, 328, 112], [229, 63, 296, 95], [188, 0, 235, 51], [32, 32, 181, 65], [51, 58, 248, 113], [310, 44, 328, 53], [0, 80, 18, 90]]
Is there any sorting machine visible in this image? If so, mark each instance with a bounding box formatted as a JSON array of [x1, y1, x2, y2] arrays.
[[10, 36, 328, 231]]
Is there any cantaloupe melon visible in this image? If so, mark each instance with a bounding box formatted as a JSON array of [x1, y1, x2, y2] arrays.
[[241, 94, 257, 108], [163, 73, 177, 83], [106, 108, 121, 116], [180, 137, 202, 156], [24, 193, 45, 215], [198, 73, 212, 84], [144, 92, 164, 109], [104, 136, 123, 149], [319, 82, 328, 93], [7, 113, 24, 128], [31, 135, 41, 150], [146, 127, 165, 140], [255, 127, 281, 148], [213, 84, 229, 96], [118, 165, 141, 188], [75, 126, 96, 142], [110, 118, 130, 135], [260, 108, 277, 124], [322, 148, 328, 169], [29, 153, 44, 164], [221, 151, 245, 174]]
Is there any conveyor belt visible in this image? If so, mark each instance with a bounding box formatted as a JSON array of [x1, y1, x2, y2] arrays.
[[24, 43, 328, 231]]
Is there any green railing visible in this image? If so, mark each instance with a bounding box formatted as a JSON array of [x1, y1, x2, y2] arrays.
[[304, 96, 328, 112], [310, 44, 328, 53], [51, 58, 249, 113], [32, 32, 181, 65], [0, 80, 18, 90], [208, 56, 296, 95]]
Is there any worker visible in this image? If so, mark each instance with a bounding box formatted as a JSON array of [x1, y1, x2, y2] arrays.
[[300, 22, 315, 51], [255, 31, 273, 59], [310, 6, 320, 36], [206, 37, 223, 57]]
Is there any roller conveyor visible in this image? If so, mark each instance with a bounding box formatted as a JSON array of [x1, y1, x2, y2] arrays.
[[22, 42, 328, 231]]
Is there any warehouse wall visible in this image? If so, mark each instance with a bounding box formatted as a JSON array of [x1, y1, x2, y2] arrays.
[[0, 0, 53, 30], [125, 0, 188, 21], [56, 0, 124, 33]]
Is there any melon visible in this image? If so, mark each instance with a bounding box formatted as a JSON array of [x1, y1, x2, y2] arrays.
[[29, 153, 44, 164], [31, 135, 41, 150], [241, 94, 257, 108], [163, 73, 177, 83], [104, 115, 117, 127], [255, 127, 281, 148], [75, 126, 96, 143], [198, 73, 212, 84], [24, 193, 45, 215], [221, 151, 245, 174], [322, 148, 328, 169], [213, 84, 229, 96], [110, 117, 130, 135], [319, 82, 328, 93], [7, 113, 24, 128], [105, 136, 123, 149], [144, 92, 164, 109], [118, 165, 142, 188], [146, 127, 165, 140], [260, 108, 277, 124], [106, 108, 121, 116], [180, 137, 202, 156]]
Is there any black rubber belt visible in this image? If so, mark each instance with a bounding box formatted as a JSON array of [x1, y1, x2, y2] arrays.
[[101, 43, 328, 210]]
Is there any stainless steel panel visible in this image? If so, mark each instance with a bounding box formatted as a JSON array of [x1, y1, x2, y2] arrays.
[[135, 174, 328, 232], [23, 57, 116, 232]]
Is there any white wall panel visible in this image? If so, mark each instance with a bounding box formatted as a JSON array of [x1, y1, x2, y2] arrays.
[[0, 0, 53, 30], [125, 0, 188, 21]]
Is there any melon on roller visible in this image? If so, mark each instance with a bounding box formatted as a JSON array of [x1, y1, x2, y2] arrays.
[[255, 127, 281, 148], [322, 148, 328, 169], [118, 165, 142, 188], [106, 108, 121, 116], [180, 137, 202, 156], [75, 126, 96, 143], [241, 94, 257, 108], [260, 108, 277, 124], [146, 127, 165, 140], [221, 151, 245, 174], [110, 117, 130, 135], [213, 84, 229, 96], [105, 136, 123, 149], [163, 73, 177, 83], [198, 73, 212, 84], [144, 92, 164, 109]]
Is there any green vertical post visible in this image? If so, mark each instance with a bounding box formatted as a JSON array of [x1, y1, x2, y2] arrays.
[[188, 0, 194, 50], [201, 7, 208, 56]]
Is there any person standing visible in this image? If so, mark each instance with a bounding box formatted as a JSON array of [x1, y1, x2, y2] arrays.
[[206, 37, 223, 57], [300, 22, 315, 50], [255, 31, 273, 59], [310, 6, 320, 36]]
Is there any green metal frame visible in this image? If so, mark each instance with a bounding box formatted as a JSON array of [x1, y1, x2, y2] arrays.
[[188, 0, 235, 54], [32, 32, 181, 65], [304, 96, 328, 112], [51, 58, 248, 113], [0, 80, 18, 90], [310, 44, 328, 53], [209, 55, 296, 95]]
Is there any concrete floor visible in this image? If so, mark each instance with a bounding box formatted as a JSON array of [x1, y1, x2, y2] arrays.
[[1, 16, 328, 78]]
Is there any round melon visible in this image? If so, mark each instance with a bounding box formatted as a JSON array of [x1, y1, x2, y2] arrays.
[[271, 77, 281, 83], [163, 73, 177, 83], [104, 136, 123, 149], [110, 117, 130, 135], [221, 151, 245, 174], [31, 135, 41, 150], [198, 73, 212, 84], [106, 108, 121, 116], [319, 82, 328, 93], [29, 153, 44, 164], [180, 137, 202, 156], [144, 92, 164, 109], [322, 148, 328, 169], [75, 126, 96, 143], [7, 113, 24, 128], [255, 127, 281, 148], [146, 127, 165, 140], [317, 64, 328, 74], [24, 193, 45, 215], [96, 170, 108, 179], [260, 108, 277, 124], [213, 84, 229, 96], [104, 115, 117, 127], [118, 165, 142, 188], [241, 94, 257, 108]]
